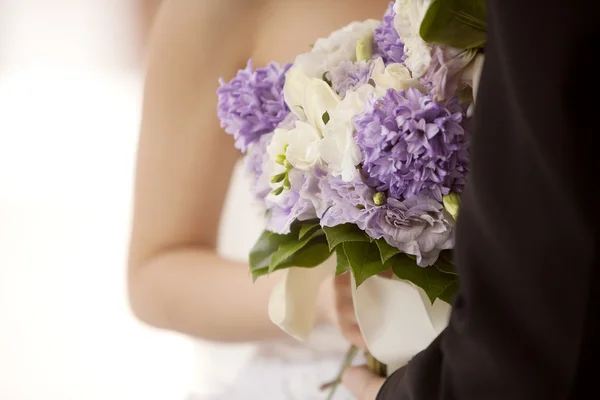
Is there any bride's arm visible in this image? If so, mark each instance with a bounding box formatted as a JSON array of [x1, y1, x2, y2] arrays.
[[127, 0, 333, 342]]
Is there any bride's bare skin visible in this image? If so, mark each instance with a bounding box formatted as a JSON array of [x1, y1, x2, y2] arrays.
[[128, 0, 390, 342]]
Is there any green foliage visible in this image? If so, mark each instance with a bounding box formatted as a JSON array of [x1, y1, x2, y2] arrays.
[[391, 254, 458, 304], [250, 221, 459, 304], [420, 0, 487, 49], [249, 220, 329, 281], [343, 241, 391, 287], [323, 224, 371, 251], [375, 239, 401, 263]]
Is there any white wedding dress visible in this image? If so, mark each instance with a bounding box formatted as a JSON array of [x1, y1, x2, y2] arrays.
[[189, 162, 356, 400]]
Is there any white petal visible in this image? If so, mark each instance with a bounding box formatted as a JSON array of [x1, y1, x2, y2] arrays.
[[302, 79, 340, 133], [393, 0, 433, 78], [460, 53, 485, 104], [267, 128, 291, 158], [268, 259, 336, 341], [372, 62, 425, 96], [286, 121, 322, 170], [319, 130, 361, 181], [352, 275, 450, 374], [283, 66, 310, 119], [471, 54, 485, 102]]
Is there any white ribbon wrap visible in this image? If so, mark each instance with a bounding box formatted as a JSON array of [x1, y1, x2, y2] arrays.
[[268, 256, 451, 375]]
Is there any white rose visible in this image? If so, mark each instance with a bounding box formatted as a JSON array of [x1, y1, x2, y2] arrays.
[[320, 84, 374, 181], [393, 0, 433, 78], [370, 57, 425, 97]]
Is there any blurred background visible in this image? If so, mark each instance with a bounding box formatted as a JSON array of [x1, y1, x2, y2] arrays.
[[0, 1, 197, 399]]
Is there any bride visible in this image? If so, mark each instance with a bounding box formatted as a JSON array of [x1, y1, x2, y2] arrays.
[[127, 0, 391, 398]]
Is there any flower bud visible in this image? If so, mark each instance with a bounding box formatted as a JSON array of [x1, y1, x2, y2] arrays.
[[356, 38, 372, 62], [270, 172, 287, 184], [373, 192, 387, 206], [442, 193, 461, 219]]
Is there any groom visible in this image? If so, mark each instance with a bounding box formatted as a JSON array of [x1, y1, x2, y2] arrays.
[[342, 0, 599, 399]]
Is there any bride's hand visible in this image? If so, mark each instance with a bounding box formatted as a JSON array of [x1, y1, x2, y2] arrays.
[[330, 272, 368, 349]]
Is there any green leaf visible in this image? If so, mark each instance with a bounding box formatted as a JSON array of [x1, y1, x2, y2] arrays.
[[344, 242, 389, 287], [335, 246, 351, 276], [391, 254, 458, 303], [438, 280, 459, 304], [420, 0, 487, 49], [375, 239, 400, 264], [275, 240, 332, 269], [298, 220, 320, 240], [269, 228, 323, 272], [249, 230, 289, 281], [251, 266, 270, 281], [323, 224, 370, 251], [441, 250, 455, 264], [322, 111, 330, 125], [434, 252, 458, 275]]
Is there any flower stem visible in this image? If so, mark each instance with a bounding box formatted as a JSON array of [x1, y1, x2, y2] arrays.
[[320, 345, 359, 400], [366, 352, 387, 377]]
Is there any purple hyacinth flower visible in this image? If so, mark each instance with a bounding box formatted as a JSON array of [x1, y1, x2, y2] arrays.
[[318, 172, 376, 230], [373, 2, 406, 65], [217, 60, 292, 153], [244, 132, 274, 202], [365, 195, 454, 266], [354, 88, 470, 201], [329, 60, 374, 97], [266, 170, 317, 234]]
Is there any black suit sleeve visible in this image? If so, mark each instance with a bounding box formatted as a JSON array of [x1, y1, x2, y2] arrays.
[[378, 1, 599, 399]]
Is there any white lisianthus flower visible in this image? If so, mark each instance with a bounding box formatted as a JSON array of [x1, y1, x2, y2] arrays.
[[393, 0, 433, 78], [370, 57, 425, 97], [284, 19, 380, 115], [320, 84, 374, 181]]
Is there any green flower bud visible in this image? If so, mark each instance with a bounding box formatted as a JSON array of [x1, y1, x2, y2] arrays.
[[270, 172, 287, 184], [443, 193, 461, 219], [282, 176, 291, 191], [272, 186, 284, 196], [275, 154, 286, 165], [356, 38, 373, 62], [373, 192, 386, 206], [283, 159, 293, 170]]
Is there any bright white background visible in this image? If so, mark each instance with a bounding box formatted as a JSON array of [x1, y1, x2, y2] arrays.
[[0, 2, 196, 399]]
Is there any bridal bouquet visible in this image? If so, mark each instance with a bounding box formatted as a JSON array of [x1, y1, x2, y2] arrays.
[[217, 0, 485, 381]]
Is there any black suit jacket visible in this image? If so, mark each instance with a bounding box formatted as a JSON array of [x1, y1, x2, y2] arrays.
[[378, 1, 599, 399]]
